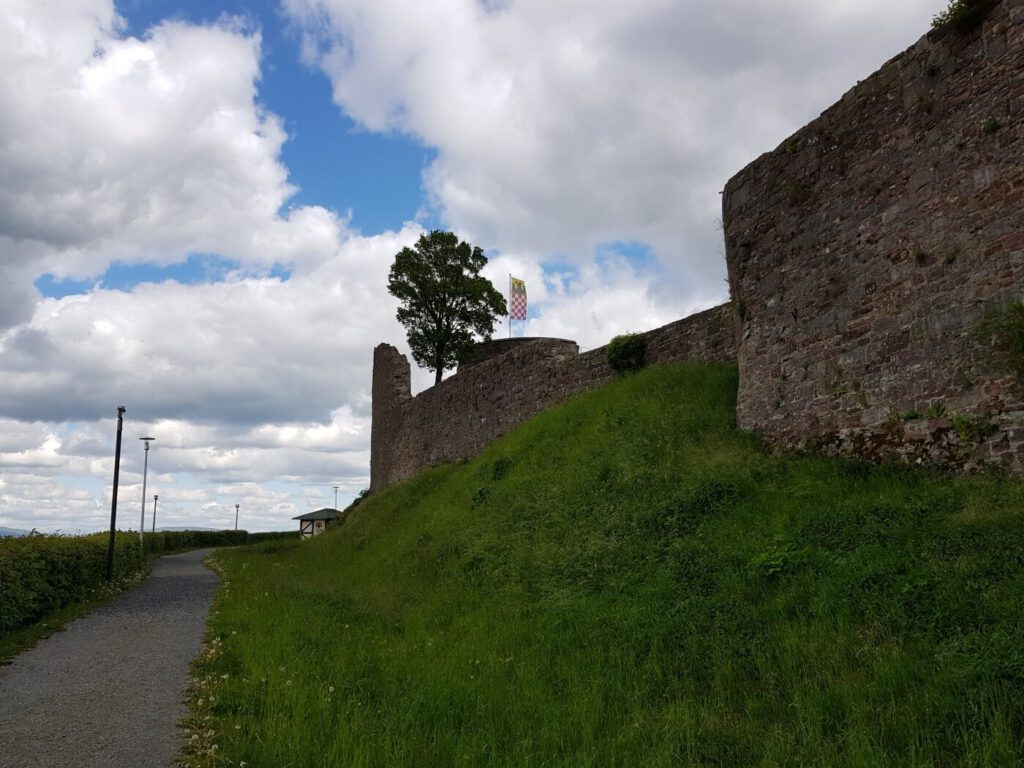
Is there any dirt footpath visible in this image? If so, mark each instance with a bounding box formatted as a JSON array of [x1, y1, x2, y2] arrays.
[[0, 548, 219, 768]]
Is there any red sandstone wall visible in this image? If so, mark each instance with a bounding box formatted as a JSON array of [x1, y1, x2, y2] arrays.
[[370, 305, 736, 491], [723, 1, 1024, 469]]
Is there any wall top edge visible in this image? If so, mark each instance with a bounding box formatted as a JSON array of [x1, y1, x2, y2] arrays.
[[722, 0, 1008, 196]]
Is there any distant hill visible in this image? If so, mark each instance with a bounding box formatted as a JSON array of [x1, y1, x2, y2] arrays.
[[154, 526, 219, 532], [0, 527, 29, 538]]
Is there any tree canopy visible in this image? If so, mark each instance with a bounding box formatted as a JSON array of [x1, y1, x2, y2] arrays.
[[387, 230, 507, 385]]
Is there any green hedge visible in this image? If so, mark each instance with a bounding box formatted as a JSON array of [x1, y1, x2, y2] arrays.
[[0, 529, 296, 633]]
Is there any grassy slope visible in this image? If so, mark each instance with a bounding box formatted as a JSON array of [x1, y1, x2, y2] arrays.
[[188, 362, 1024, 767]]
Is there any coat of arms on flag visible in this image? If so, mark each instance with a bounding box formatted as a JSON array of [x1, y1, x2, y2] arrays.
[[509, 277, 527, 320]]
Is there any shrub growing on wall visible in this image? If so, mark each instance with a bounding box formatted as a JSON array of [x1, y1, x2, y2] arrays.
[[607, 333, 648, 373], [932, 0, 998, 33]]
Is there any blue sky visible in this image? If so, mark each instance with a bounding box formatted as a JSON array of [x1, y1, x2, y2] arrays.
[[0, 0, 941, 532]]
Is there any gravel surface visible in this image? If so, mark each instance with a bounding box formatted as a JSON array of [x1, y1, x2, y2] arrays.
[[0, 548, 219, 768]]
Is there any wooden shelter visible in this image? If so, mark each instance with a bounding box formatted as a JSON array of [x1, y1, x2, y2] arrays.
[[293, 508, 342, 539]]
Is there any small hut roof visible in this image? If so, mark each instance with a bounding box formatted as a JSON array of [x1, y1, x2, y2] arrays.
[[292, 507, 342, 521]]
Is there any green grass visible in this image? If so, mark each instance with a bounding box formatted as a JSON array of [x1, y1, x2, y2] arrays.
[[184, 362, 1024, 767]]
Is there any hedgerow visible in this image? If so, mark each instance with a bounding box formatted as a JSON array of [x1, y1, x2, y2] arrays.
[[0, 529, 294, 633]]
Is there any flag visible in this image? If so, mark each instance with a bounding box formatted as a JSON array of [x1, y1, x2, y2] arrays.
[[509, 277, 527, 320]]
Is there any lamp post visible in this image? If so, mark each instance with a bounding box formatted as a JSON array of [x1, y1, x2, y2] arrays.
[[106, 406, 126, 581], [333, 485, 339, 510], [152, 494, 159, 532], [139, 437, 155, 552], [234, 503, 239, 531]]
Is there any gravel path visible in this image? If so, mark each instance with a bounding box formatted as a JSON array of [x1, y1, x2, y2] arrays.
[[0, 548, 219, 768]]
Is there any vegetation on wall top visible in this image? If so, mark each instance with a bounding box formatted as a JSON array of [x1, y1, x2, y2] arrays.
[[606, 332, 648, 373], [932, 0, 999, 33]]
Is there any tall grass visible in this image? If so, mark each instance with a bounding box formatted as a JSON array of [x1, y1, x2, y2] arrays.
[[185, 362, 1024, 767]]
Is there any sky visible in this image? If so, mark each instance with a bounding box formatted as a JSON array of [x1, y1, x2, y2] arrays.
[[0, 0, 943, 533]]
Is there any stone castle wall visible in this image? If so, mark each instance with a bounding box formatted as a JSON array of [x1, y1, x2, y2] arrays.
[[371, 2, 1024, 489], [723, 1, 1024, 469], [370, 305, 736, 491]]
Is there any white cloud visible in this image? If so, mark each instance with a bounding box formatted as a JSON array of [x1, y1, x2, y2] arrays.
[[0, 0, 348, 330], [0, 1, 412, 530], [0, 225, 420, 424], [0, 225, 413, 530], [286, 0, 939, 310]]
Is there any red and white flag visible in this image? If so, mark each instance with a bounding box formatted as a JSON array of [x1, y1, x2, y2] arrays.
[[509, 276, 527, 321]]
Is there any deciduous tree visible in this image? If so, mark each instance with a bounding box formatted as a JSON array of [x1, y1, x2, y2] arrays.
[[387, 230, 507, 385]]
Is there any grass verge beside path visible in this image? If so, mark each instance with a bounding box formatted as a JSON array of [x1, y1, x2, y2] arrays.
[[184, 362, 1024, 767]]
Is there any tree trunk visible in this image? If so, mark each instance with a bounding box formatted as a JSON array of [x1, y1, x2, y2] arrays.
[[434, 366, 442, 386]]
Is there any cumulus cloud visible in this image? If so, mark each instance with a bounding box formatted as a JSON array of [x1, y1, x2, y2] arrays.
[[286, 0, 938, 309], [0, 403, 376, 532], [0, 226, 418, 424], [0, 0, 412, 530], [0, 0, 349, 330], [0, 225, 417, 530]]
